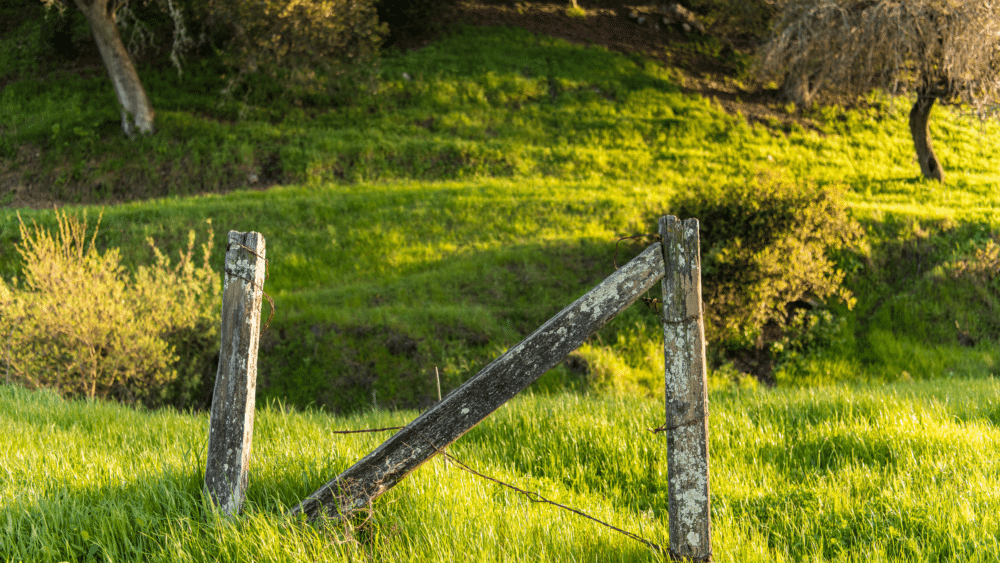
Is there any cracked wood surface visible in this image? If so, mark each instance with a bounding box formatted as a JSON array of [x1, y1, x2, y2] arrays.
[[660, 215, 712, 562], [204, 231, 266, 516]]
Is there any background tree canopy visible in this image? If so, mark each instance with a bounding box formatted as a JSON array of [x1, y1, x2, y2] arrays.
[[203, 0, 386, 103], [758, 0, 1000, 182], [37, 0, 392, 135]]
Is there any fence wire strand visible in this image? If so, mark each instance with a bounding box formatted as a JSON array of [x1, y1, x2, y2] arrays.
[[328, 426, 405, 435], [414, 431, 664, 555], [307, 230, 712, 558], [613, 233, 662, 271], [327, 425, 665, 553], [614, 233, 664, 314]]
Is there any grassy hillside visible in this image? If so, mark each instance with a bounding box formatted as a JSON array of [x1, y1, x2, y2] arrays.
[[4, 3, 1000, 561], [5, 379, 1000, 562], [5, 24, 1000, 412]]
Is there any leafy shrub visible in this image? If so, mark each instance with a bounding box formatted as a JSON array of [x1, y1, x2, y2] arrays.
[[669, 170, 862, 367], [767, 308, 848, 368], [206, 0, 387, 103], [950, 236, 1000, 288], [688, 0, 776, 39], [0, 209, 219, 407], [0, 18, 46, 80], [931, 233, 1000, 347]]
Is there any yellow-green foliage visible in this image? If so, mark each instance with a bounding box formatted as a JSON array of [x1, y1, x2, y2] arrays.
[[671, 170, 863, 346], [950, 236, 1000, 285], [0, 210, 219, 404]]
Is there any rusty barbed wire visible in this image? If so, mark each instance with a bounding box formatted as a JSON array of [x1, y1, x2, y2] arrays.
[[328, 427, 665, 553], [648, 413, 708, 434], [613, 233, 662, 271], [661, 312, 701, 325], [614, 234, 664, 315], [224, 241, 274, 335], [328, 426, 405, 435], [225, 241, 271, 283], [413, 431, 664, 555], [641, 295, 662, 314], [261, 292, 275, 335]]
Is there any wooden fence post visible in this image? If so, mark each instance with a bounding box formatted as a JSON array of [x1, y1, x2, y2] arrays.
[[660, 216, 711, 562], [204, 231, 267, 516]]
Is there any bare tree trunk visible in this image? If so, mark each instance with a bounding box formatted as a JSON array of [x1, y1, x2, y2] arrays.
[[783, 71, 814, 108], [909, 89, 944, 183], [73, 0, 155, 136]]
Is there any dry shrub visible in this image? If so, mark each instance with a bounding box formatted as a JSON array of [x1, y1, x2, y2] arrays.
[[951, 238, 1000, 286], [0, 210, 219, 405], [758, 0, 1000, 111]]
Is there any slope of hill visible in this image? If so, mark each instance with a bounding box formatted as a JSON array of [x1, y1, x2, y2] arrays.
[[3, 3, 1000, 413], [0, 0, 783, 209], [4, 3, 1000, 561]]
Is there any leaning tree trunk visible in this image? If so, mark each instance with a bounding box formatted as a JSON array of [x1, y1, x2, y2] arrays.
[[73, 0, 155, 136], [909, 88, 944, 183]]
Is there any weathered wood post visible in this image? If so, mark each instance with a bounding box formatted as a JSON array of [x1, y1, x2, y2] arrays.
[[204, 231, 267, 516], [289, 242, 667, 520], [660, 215, 711, 562]]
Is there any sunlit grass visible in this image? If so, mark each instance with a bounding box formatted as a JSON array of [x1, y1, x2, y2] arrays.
[[5, 378, 1000, 561]]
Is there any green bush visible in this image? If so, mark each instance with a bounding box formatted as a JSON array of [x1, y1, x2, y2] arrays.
[[950, 236, 1000, 288], [0, 18, 46, 81], [206, 0, 387, 104], [0, 209, 219, 407], [669, 170, 863, 367], [687, 0, 776, 39]]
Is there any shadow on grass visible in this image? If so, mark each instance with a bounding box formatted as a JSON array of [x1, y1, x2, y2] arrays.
[[255, 237, 656, 414]]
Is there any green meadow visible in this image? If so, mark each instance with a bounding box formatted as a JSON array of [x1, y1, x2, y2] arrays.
[[6, 378, 1000, 562], [3, 19, 1000, 562]]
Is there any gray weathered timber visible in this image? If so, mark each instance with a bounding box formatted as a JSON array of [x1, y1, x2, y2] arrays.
[[288, 242, 666, 520], [660, 216, 712, 562], [204, 231, 267, 516]]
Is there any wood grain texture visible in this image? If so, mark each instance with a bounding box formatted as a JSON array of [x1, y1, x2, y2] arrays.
[[204, 231, 266, 516], [289, 242, 667, 520], [660, 215, 712, 562]]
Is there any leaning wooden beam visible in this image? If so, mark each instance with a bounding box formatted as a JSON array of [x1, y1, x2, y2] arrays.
[[660, 216, 712, 562], [289, 242, 666, 520], [204, 231, 267, 516]]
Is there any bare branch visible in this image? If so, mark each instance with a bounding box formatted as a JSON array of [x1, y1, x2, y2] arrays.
[[759, 0, 1000, 116]]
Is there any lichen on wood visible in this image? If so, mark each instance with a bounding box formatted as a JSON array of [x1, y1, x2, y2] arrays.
[[204, 231, 267, 516], [660, 215, 712, 562]]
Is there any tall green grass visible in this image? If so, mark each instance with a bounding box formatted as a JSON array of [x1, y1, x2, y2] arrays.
[[5, 379, 1000, 561]]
